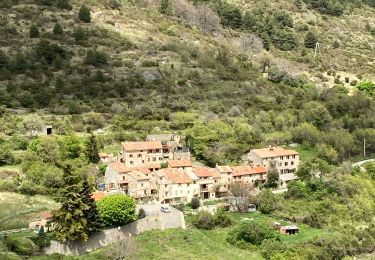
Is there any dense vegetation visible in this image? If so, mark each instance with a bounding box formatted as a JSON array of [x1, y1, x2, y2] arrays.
[[0, 0, 375, 258]]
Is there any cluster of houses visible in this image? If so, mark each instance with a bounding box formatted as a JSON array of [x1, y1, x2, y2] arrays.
[[102, 134, 300, 204]]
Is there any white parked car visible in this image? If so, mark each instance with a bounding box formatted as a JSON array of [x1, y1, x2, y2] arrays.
[[160, 206, 171, 213]]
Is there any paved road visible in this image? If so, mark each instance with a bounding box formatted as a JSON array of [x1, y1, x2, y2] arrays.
[[137, 203, 185, 229], [352, 159, 375, 168]]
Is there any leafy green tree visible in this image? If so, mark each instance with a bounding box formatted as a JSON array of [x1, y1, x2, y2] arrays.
[[80, 177, 103, 234], [264, 169, 279, 189], [160, 0, 172, 15], [304, 31, 317, 48], [190, 197, 200, 209], [86, 133, 100, 163], [257, 189, 277, 214], [53, 23, 63, 35], [97, 194, 136, 227], [59, 134, 82, 159], [79, 5, 91, 23], [29, 25, 39, 38], [52, 165, 89, 242], [227, 221, 277, 246]]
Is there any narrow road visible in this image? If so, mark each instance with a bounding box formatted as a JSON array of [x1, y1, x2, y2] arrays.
[[352, 159, 375, 168]]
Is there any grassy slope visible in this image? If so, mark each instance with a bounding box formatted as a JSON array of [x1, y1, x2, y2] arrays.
[[0, 192, 59, 231]]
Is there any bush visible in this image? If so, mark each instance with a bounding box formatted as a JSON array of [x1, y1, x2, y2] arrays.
[[4, 236, 37, 255], [258, 189, 277, 214], [29, 25, 39, 38], [74, 27, 88, 43], [85, 50, 108, 67], [0, 179, 17, 192], [304, 31, 317, 48], [190, 197, 200, 209], [53, 23, 63, 35], [137, 208, 146, 219], [96, 194, 136, 227], [194, 210, 215, 230], [227, 221, 277, 246], [214, 210, 232, 227], [79, 5, 91, 23], [18, 180, 43, 195]]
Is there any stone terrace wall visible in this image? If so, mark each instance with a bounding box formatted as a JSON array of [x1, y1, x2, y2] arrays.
[[45, 210, 185, 256]]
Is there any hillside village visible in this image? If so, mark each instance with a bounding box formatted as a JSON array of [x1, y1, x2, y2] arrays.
[[101, 134, 300, 204]]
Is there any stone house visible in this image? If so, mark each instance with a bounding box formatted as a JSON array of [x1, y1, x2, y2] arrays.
[[104, 162, 157, 203], [152, 168, 199, 204], [192, 167, 221, 199], [168, 159, 193, 171], [231, 165, 267, 185], [29, 211, 53, 232], [147, 134, 191, 160], [248, 147, 299, 174], [121, 141, 168, 167]]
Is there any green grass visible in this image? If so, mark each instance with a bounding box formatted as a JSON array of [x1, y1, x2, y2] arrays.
[[292, 146, 318, 162], [133, 228, 263, 259], [0, 192, 59, 231], [102, 144, 122, 155]]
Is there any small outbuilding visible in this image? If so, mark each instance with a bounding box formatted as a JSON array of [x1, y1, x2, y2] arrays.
[[280, 225, 299, 235], [29, 211, 53, 233]]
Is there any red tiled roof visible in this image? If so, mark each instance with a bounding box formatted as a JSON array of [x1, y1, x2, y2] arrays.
[[168, 159, 192, 168], [127, 171, 149, 181], [216, 165, 233, 173], [122, 141, 163, 151], [232, 166, 266, 177], [40, 211, 53, 220], [164, 169, 193, 184], [109, 162, 132, 173], [250, 147, 298, 158], [91, 191, 106, 201], [193, 167, 220, 179]]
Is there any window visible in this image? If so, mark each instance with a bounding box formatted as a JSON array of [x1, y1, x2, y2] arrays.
[[165, 184, 167, 188], [130, 161, 133, 165], [159, 157, 162, 161], [153, 158, 156, 161], [129, 154, 133, 158], [141, 183, 144, 187], [138, 154, 142, 158], [287, 155, 290, 159], [291, 161, 294, 165], [148, 158, 150, 162], [285, 162, 288, 166], [280, 156, 283, 160], [292, 155, 296, 159]]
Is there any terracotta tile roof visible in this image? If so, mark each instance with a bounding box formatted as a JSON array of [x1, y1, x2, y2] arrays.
[[193, 167, 220, 179], [134, 167, 151, 175], [163, 169, 193, 184], [109, 162, 132, 173], [232, 166, 267, 177], [127, 171, 150, 181], [145, 163, 161, 169], [168, 159, 192, 168], [250, 147, 299, 158], [122, 141, 163, 151], [91, 191, 106, 201], [216, 165, 233, 173], [40, 211, 53, 220]]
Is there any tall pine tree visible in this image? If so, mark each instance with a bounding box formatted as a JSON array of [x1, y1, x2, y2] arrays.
[[80, 177, 103, 235], [51, 165, 89, 242], [86, 133, 100, 163]]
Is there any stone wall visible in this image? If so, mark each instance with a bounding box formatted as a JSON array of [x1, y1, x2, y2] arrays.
[[44, 210, 185, 256]]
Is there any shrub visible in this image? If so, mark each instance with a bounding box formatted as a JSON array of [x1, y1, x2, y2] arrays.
[[137, 208, 146, 219], [53, 23, 63, 35], [227, 221, 277, 246], [79, 5, 91, 23], [194, 210, 215, 230], [74, 27, 88, 43], [0, 179, 17, 192], [258, 189, 277, 214], [214, 210, 232, 227], [4, 236, 37, 255], [18, 180, 43, 195], [29, 25, 39, 38], [85, 50, 108, 67], [190, 197, 200, 209], [304, 31, 317, 48], [96, 194, 136, 227]]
